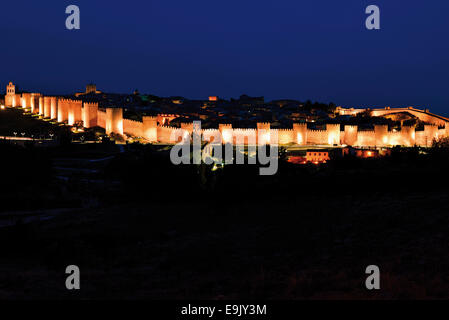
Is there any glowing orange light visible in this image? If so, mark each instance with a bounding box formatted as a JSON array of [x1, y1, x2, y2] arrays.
[[222, 131, 232, 144], [263, 132, 270, 144]]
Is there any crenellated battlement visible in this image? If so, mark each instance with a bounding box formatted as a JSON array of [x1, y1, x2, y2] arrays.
[[202, 128, 220, 132], [4, 81, 449, 147], [233, 128, 258, 132], [308, 129, 328, 133], [279, 129, 293, 132], [84, 102, 99, 107]]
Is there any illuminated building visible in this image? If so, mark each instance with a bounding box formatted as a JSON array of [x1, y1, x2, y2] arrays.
[[306, 150, 330, 163]]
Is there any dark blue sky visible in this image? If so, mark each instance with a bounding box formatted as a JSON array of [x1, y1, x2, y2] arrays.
[[1, 1, 448, 114]]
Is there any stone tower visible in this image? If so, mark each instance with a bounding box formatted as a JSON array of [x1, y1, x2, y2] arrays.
[[5, 82, 16, 107], [6, 82, 15, 96], [326, 124, 341, 145], [82, 102, 98, 128], [142, 116, 158, 142], [374, 124, 388, 146], [86, 83, 97, 94], [344, 125, 358, 146], [106, 107, 123, 136], [293, 123, 308, 145]]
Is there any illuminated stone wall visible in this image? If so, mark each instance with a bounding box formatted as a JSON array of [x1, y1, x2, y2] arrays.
[[30, 93, 40, 113], [58, 99, 69, 123], [157, 125, 176, 143], [336, 106, 449, 127], [44, 96, 51, 118], [278, 129, 294, 145], [307, 129, 328, 145], [343, 125, 358, 146], [141, 116, 157, 142], [106, 107, 123, 135], [21, 93, 32, 109], [202, 129, 221, 143], [68, 100, 83, 125], [104, 112, 447, 148], [293, 123, 308, 145], [123, 118, 143, 137], [97, 110, 106, 128], [4, 82, 449, 148], [82, 102, 98, 128], [50, 97, 58, 119], [38, 97, 44, 115]]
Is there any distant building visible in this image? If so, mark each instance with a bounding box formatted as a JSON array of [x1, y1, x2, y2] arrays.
[[233, 94, 265, 107], [356, 149, 378, 158], [86, 83, 97, 94], [75, 83, 102, 97], [306, 150, 330, 163], [287, 156, 306, 164], [342, 147, 390, 158], [4, 82, 21, 107]]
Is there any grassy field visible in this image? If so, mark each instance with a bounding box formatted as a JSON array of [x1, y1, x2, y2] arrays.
[[0, 143, 448, 299], [1, 182, 448, 299], [2, 107, 449, 299], [0, 107, 62, 137]]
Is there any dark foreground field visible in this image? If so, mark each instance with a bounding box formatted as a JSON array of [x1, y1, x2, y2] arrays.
[[1, 139, 449, 299]]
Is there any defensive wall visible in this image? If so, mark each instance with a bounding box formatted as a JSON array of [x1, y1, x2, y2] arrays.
[[4, 82, 449, 148]]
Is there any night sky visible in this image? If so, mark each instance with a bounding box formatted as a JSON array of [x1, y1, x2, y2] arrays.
[[1, 1, 448, 114]]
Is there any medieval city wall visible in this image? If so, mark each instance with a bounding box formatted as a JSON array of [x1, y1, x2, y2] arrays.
[[278, 129, 295, 145], [307, 129, 328, 145], [356, 130, 376, 146], [50, 97, 58, 119], [82, 102, 98, 128], [58, 99, 69, 122], [97, 110, 106, 128], [202, 129, 221, 143], [123, 118, 143, 137], [44, 97, 51, 118], [232, 128, 258, 145], [157, 125, 178, 143], [4, 84, 449, 148]]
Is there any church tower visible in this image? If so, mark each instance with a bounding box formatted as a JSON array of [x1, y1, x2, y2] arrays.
[[6, 82, 15, 96], [5, 82, 16, 107]]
